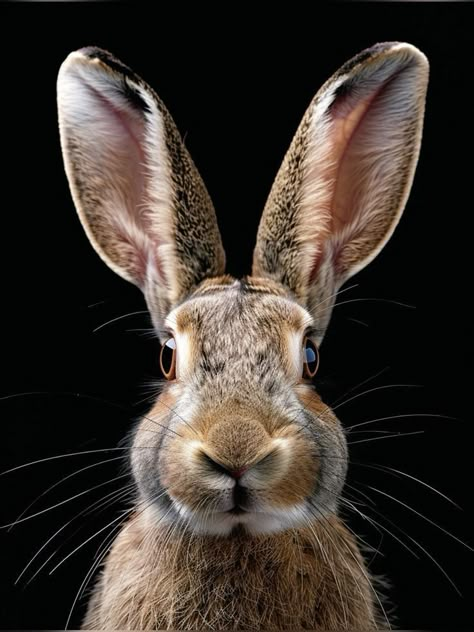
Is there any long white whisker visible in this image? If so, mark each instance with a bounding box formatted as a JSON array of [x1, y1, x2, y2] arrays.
[[355, 462, 461, 509], [1, 447, 157, 478], [93, 310, 149, 333], [333, 384, 422, 412], [8, 456, 124, 532], [347, 412, 459, 431], [2, 472, 129, 528], [20, 484, 135, 587], [348, 430, 424, 446], [313, 296, 415, 319], [366, 485, 473, 551]]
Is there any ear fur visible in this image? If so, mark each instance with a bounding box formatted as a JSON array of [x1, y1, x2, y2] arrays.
[[57, 48, 225, 329], [252, 42, 429, 339]]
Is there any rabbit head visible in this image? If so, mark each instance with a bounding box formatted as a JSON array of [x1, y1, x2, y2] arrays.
[[57, 43, 428, 537]]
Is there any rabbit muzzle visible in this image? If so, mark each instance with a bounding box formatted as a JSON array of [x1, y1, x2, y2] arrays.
[[133, 388, 347, 536]]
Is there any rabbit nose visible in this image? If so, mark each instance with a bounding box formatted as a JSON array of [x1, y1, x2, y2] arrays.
[[201, 451, 248, 479], [230, 466, 248, 479]]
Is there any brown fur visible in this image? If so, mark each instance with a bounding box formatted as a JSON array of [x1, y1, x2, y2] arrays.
[[83, 511, 380, 630]]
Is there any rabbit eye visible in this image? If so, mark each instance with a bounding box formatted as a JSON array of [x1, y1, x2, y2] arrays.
[[303, 337, 319, 379], [160, 337, 177, 380]]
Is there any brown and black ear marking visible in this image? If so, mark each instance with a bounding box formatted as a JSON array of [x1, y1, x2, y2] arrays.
[[252, 42, 429, 342], [57, 48, 225, 332]]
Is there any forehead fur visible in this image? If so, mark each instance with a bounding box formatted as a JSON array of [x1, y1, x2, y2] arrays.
[[164, 276, 312, 387], [168, 276, 311, 334]]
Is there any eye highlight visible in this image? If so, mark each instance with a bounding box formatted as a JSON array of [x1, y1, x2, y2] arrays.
[[303, 337, 319, 379], [160, 337, 177, 380]]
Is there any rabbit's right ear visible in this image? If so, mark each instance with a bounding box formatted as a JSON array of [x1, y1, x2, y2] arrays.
[[252, 43, 429, 341], [57, 48, 225, 331]]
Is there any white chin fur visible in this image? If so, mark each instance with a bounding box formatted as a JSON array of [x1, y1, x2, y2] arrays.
[[173, 500, 310, 536]]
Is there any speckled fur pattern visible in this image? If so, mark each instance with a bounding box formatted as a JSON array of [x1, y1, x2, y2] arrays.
[[57, 47, 225, 328], [56, 42, 429, 630], [253, 43, 428, 342], [83, 510, 381, 630]]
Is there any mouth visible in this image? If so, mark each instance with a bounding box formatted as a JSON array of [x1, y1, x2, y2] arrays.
[[226, 506, 247, 516], [164, 495, 310, 536]]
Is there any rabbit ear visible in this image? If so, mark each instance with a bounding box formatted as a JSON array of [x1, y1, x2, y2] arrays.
[[57, 48, 225, 328], [252, 42, 429, 339]]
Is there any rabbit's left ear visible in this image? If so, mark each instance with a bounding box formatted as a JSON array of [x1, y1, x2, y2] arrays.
[[252, 43, 429, 340], [57, 48, 225, 330]]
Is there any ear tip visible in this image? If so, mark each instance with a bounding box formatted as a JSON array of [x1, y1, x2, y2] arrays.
[[58, 47, 136, 83], [368, 41, 429, 72], [384, 42, 429, 71], [341, 41, 429, 78], [331, 41, 429, 101], [57, 49, 100, 84]]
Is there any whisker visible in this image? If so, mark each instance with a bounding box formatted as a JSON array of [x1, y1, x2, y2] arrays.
[[354, 462, 461, 509], [347, 430, 399, 435], [343, 481, 377, 507], [0, 448, 136, 478], [365, 485, 473, 551], [0, 389, 183, 439], [332, 384, 422, 412], [0, 387, 202, 442], [147, 394, 199, 438], [50, 510, 130, 576], [66, 510, 146, 628], [346, 412, 459, 432], [313, 296, 416, 319], [19, 484, 135, 587], [1, 472, 130, 528], [299, 476, 421, 564], [307, 500, 389, 628], [93, 310, 149, 333], [348, 430, 424, 446], [87, 300, 107, 308], [361, 493, 463, 597], [345, 499, 421, 561], [66, 490, 173, 629], [312, 283, 360, 311], [346, 317, 369, 327], [401, 533, 462, 596], [8, 456, 125, 532], [330, 366, 391, 408]]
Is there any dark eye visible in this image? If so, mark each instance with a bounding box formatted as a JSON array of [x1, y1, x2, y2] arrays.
[[160, 337, 177, 380], [303, 337, 319, 379]]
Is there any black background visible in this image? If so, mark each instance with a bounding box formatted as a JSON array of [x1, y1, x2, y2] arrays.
[[0, 2, 472, 629]]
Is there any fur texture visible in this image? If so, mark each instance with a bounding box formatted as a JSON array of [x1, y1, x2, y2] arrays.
[[56, 42, 429, 630], [57, 48, 225, 330], [83, 510, 381, 630], [252, 43, 428, 341]]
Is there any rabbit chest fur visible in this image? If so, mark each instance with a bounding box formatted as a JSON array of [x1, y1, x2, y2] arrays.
[[83, 511, 377, 629]]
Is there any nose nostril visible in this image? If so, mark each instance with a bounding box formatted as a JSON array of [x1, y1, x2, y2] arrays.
[[201, 452, 230, 476], [201, 452, 248, 480], [230, 467, 248, 479]]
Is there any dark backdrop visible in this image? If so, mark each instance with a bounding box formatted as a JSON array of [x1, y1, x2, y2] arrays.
[[0, 2, 472, 629]]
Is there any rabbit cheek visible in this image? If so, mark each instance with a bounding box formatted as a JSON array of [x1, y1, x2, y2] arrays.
[[294, 385, 349, 509], [130, 389, 186, 503]]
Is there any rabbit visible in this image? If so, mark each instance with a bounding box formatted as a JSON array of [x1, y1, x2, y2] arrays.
[[57, 41, 429, 630]]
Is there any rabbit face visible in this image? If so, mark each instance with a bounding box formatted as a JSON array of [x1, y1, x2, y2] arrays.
[[131, 276, 347, 536]]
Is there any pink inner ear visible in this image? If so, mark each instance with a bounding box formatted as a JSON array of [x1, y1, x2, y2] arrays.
[[307, 92, 379, 282], [79, 78, 167, 287], [329, 90, 382, 232], [308, 67, 412, 281]]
